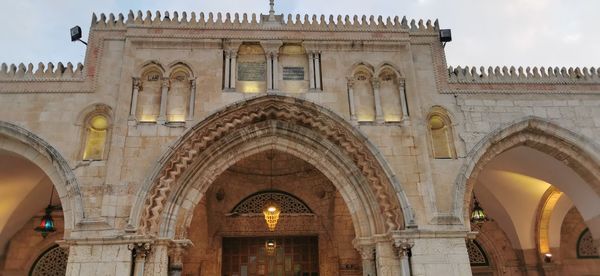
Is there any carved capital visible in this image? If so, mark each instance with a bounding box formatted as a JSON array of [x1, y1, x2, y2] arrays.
[[128, 242, 152, 260], [161, 78, 170, 89], [132, 77, 141, 89], [393, 239, 414, 257], [190, 79, 197, 89], [371, 78, 381, 89], [356, 245, 376, 260], [347, 77, 355, 88]]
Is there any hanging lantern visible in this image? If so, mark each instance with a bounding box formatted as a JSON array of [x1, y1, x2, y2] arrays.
[[262, 199, 281, 231], [470, 197, 488, 225], [35, 206, 56, 238], [265, 239, 277, 256]]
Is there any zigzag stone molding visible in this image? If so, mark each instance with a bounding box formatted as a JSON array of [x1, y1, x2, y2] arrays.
[[138, 96, 404, 234]]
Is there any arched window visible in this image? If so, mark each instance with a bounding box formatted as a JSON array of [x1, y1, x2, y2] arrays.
[[279, 44, 309, 93], [136, 66, 163, 122], [427, 107, 456, 159], [29, 245, 69, 276], [466, 240, 490, 267], [377, 66, 403, 122], [236, 43, 267, 93], [351, 66, 375, 122], [167, 66, 192, 123], [82, 113, 110, 160], [577, 228, 599, 258], [231, 191, 312, 214]]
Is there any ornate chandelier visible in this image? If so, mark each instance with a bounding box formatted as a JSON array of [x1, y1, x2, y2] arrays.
[[263, 199, 281, 231], [262, 150, 282, 231], [470, 195, 489, 225], [34, 188, 57, 238]]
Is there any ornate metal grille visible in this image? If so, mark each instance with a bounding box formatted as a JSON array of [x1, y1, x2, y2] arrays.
[[577, 228, 599, 258], [232, 191, 311, 214], [466, 240, 489, 266], [29, 245, 69, 276]]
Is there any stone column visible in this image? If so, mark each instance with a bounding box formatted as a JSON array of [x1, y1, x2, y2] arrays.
[[375, 241, 401, 276], [186, 79, 196, 124], [129, 77, 141, 121], [372, 78, 384, 123], [314, 52, 322, 90], [144, 243, 169, 276], [223, 50, 231, 89], [266, 52, 273, 92], [394, 239, 414, 276], [347, 77, 357, 121], [230, 53, 237, 89], [357, 245, 376, 276], [129, 243, 152, 276], [307, 53, 315, 89], [398, 80, 409, 120], [168, 243, 188, 276], [272, 52, 279, 91], [157, 78, 169, 124]]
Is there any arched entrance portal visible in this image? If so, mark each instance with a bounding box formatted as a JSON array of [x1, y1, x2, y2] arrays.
[[129, 95, 415, 275], [457, 117, 600, 274], [0, 121, 83, 274]]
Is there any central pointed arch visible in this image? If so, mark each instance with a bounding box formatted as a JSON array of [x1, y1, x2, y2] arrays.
[[129, 95, 415, 239]]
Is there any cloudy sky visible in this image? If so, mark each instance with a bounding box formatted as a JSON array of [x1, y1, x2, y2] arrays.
[[0, 0, 596, 68]]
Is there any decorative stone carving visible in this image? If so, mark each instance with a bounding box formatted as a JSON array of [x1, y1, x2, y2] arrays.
[[393, 239, 414, 257], [138, 96, 405, 235]]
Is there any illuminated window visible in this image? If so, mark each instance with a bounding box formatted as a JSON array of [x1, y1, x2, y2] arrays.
[[352, 69, 375, 122], [82, 114, 109, 160], [167, 69, 191, 122], [427, 108, 456, 159], [137, 69, 162, 122]]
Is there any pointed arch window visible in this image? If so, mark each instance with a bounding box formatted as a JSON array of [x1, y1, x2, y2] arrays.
[[29, 245, 69, 276], [577, 228, 600, 258], [427, 108, 456, 159], [466, 240, 490, 267], [82, 114, 110, 160]]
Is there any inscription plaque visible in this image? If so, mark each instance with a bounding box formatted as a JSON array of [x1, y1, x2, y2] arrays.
[[238, 62, 266, 81], [283, 66, 305, 80]]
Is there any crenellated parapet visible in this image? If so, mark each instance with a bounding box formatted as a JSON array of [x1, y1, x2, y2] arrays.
[[89, 10, 439, 33], [448, 66, 600, 84], [0, 62, 84, 81]]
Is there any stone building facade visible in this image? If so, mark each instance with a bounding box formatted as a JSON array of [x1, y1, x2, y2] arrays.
[[1, 5, 600, 276]]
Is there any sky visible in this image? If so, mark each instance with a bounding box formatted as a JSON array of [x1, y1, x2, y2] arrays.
[[0, 0, 597, 68]]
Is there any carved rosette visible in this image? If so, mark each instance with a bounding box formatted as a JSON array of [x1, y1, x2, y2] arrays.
[[138, 96, 404, 234]]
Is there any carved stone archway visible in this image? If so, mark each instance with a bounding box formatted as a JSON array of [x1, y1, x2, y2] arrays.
[[129, 95, 415, 237], [128, 95, 415, 275], [454, 116, 600, 249]]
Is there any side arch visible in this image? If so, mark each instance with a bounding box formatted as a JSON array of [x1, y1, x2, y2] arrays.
[[0, 121, 84, 232], [129, 95, 416, 238], [454, 116, 600, 245]]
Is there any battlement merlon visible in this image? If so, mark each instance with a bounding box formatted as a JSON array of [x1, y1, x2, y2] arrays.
[[89, 10, 440, 34], [448, 66, 600, 84], [0, 62, 84, 81]]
